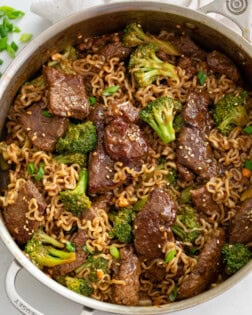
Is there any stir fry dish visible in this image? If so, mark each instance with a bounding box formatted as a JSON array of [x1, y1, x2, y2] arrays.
[[0, 23, 251, 306]]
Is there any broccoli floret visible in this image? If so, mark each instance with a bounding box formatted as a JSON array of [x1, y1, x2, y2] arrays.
[[123, 23, 180, 56], [157, 157, 178, 186], [60, 169, 91, 216], [173, 114, 184, 133], [58, 276, 93, 296], [109, 208, 136, 243], [213, 91, 248, 135], [24, 230, 76, 268], [55, 153, 87, 167], [179, 186, 192, 204], [75, 255, 109, 282], [222, 243, 252, 275], [171, 205, 201, 243], [56, 121, 97, 154], [140, 96, 182, 144], [129, 43, 178, 87]]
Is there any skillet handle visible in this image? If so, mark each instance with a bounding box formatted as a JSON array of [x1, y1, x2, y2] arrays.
[[5, 260, 44, 315], [198, 0, 252, 42]]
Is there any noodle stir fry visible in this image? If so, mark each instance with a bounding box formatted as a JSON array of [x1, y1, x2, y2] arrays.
[[0, 23, 251, 306]]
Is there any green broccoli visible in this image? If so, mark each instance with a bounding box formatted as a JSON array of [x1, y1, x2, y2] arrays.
[[129, 43, 178, 87], [109, 208, 136, 243], [179, 186, 192, 204], [140, 96, 182, 144], [213, 91, 248, 135], [56, 121, 97, 154], [171, 205, 201, 243], [75, 255, 109, 282], [24, 230, 76, 268], [123, 22, 180, 56], [57, 276, 93, 297], [60, 169, 91, 216], [157, 157, 178, 186], [173, 114, 184, 133], [222, 243, 252, 275], [55, 153, 87, 167]]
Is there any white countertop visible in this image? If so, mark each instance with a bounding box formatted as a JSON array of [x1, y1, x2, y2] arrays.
[[0, 1, 252, 314]]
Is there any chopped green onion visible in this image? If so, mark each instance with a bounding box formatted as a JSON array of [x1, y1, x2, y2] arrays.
[[102, 85, 120, 96], [197, 71, 207, 86], [0, 37, 7, 52], [88, 96, 96, 106], [42, 110, 54, 118], [165, 248, 176, 263], [0, 59, 3, 65], [244, 160, 252, 172], [0, 24, 8, 37], [168, 286, 178, 302], [6, 43, 16, 58], [65, 241, 76, 252], [20, 33, 32, 43], [0, 72, 2, 78], [11, 41, 18, 52], [243, 126, 252, 135], [34, 163, 45, 181], [27, 162, 35, 175], [0, 6, 25, 19], [109, 245, 120, 259]]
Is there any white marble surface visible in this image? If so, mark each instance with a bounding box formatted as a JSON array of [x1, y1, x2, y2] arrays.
[[0, 0, 252, 314]]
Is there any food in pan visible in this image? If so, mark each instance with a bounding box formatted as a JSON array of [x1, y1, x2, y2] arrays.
[[0, 23, 251, 306]]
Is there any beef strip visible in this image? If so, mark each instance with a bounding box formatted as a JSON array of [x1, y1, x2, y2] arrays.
[[229, 198, 252, 244], [133, 188, 177, 260], [182, 91, 213, 132], [177, 56, 197, 79], [177, 126, 220, 180], [3, 180, 47, 245], [178, 228, 225, 299], [88, 104, 123, 194], [104, 118, 148, 164], [51, 229, 88, 277], [105, 100, 140, 124], [112, 246, 141, 306], [191, 185, 221, 216], [43, 66, 90, 120], [20, 102, 69, 152], [169, 35, 207, 60], [98, 41, 133, 61], [176, 92, 221, 180], [207, 50, 240, 82]]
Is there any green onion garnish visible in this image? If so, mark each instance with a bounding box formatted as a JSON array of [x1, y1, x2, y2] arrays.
[[88, 96, 96, 106], [34, 163, 45, 181], [27, 162, 35, 175], [109, 245, 120, 259], [165, 248, 177, 263], [102, 85, 120, 96], [197, 70, 207, 86], [20, 33, 32, 43]]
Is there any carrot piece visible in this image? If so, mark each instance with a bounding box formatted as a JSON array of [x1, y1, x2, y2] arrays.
[[242, 168, 252, 177]]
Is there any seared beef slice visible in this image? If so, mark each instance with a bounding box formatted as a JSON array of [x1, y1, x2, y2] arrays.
[[229, 198, 252, 244], [3, 180, 47, 245], [133, 188, 177, 260], [43, 66, 90, 120], [104, 118, 148, 164], [176, 92, 220, 180], [20, 102, 69, 152], [178, 228, 225, 299], [207, 50, 240, 82], [112, 246, 141, 305], [88, 104, 122, 194]]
